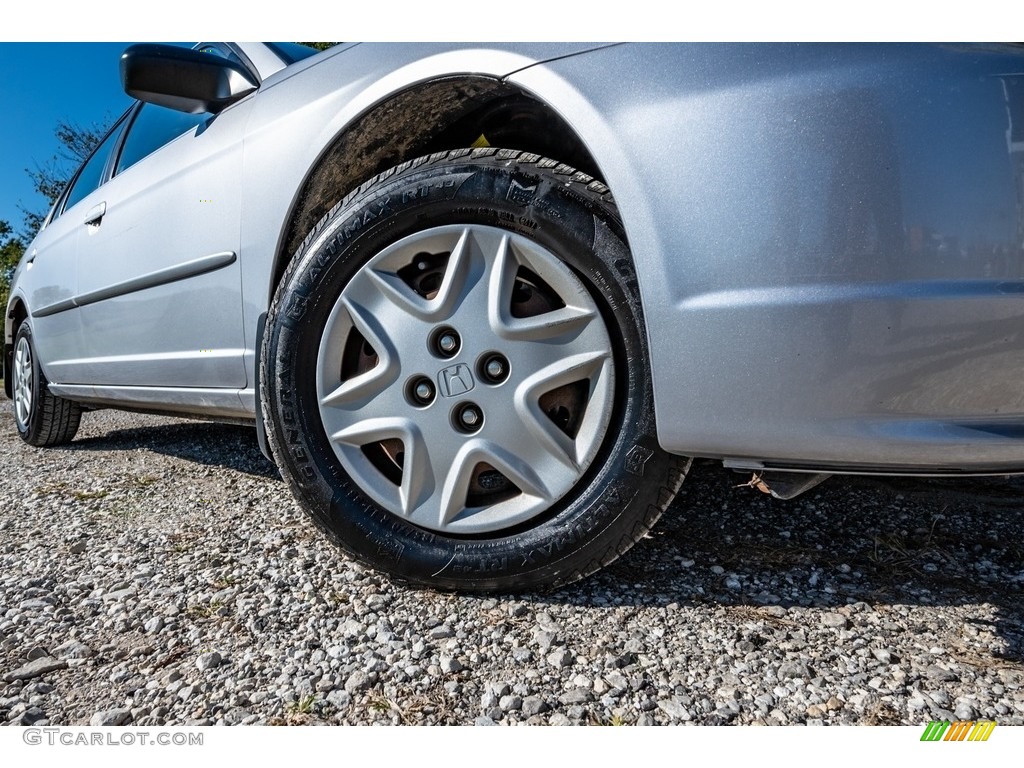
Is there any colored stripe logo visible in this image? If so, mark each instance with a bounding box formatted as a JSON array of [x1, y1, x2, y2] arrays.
[[920, 721, 996, 742]]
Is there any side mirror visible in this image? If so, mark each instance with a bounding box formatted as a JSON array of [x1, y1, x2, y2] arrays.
[[120, 44, 258, 114]]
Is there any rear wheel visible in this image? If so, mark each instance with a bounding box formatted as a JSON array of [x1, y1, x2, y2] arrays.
[[12, 323, 82, 447], [263, 148, 689, 591]]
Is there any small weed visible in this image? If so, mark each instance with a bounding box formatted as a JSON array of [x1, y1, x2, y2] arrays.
[[72, 489, 108, 501], [289, 695, 316, 715], [866, 518, 952, 576], [367, 696, 391, 713], [276, 695, 319, 724], [367, 694, 409, 723], [34, 481, 69, 496], [186, 599, 226, 620], [590, 712, 628, 726], [863, 699, 903, 726]]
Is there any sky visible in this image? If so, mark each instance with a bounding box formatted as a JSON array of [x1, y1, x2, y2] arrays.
[[0, 43, 135, 234]]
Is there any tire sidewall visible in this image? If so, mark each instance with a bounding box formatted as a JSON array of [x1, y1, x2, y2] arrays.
[[265, 153, 671, 590], [13, 323, 39, 442]]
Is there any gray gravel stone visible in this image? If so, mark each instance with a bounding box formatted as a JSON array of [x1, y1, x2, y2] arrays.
[[326, 690, 351, 711], [52, 643, 93, 663], [19, 599, 53, 611], [522, 696, 548, 716], [499, 695, 522, 711], [196, 652, 222, 672], [954, 702, 977, 721], [4, 657, 67, 682], [440, 656, 463, 674], [657, 697, 691, 720], [344, 670, 374, 693], [13, 707, 46, 725], [871, 648, 893, 664], [546, 649, 574, 668], [927, 665, 959, 682], [604, 671, 629, 690], [559, 689, 591, 705], [778, 661, 810, 680], [532, 630, 556, 650], [90, 708, 131, 726]]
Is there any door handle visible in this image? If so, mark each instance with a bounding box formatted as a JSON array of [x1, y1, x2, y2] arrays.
[[84, 202, 106, 227]]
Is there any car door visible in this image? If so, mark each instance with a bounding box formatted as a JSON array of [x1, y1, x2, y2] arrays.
[[73, 56, 253, 390], [27, 114, 129, 385]]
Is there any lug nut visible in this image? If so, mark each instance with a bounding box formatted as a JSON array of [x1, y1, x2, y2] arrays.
[[438, 332, 459, 355], [430, 327, 462, 358], [479, 353, 510, 384], [407, 376, 436, 407], [453, 402, 484, 433]]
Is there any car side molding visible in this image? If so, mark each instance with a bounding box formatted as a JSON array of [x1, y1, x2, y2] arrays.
[[33, 251, 237, 318]]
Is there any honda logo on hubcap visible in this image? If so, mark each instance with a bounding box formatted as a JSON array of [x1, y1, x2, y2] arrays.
[[437, 364, 474, 398]]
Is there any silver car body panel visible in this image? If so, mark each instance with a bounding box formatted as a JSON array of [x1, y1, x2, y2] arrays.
[[48, 383, 251, 419], [16, 200, 82, 382], [511, 43, 1024, 472], [10, 42, 1024, 473], [71, 96, 253, 389]]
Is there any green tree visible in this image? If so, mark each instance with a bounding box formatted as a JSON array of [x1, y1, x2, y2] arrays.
[[0, 219, 25, 349], [297, 42, 338, 51], [21, 118, 108, 238], [0, 220, 22, 275]]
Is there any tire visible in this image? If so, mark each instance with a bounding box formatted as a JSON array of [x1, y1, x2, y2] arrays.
[[262, 148, 689, 591], [12, 323, 82, 447]]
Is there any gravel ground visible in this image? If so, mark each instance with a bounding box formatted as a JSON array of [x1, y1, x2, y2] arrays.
[[1, 403, 1022, 726]]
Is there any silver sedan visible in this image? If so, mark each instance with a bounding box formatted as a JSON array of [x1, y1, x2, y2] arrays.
[[7, 42, 1024, 590]]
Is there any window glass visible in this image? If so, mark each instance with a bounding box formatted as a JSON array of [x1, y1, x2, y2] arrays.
[[195, 43, 243, 65], [116, 104, 206, 175], [62, 120, 123, 214], [266, 42, 322, 64]]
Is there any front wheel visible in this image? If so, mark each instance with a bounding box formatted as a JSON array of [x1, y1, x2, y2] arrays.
[[262, 149, 688, 591]]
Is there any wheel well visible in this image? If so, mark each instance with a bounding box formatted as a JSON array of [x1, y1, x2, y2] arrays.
[[4, 298, 27, 399], [269, 76, 602, 302]]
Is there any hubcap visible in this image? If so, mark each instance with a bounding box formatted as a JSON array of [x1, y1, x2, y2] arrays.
[[316, 224, 615, 535], [13, 336, 33, 431]]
